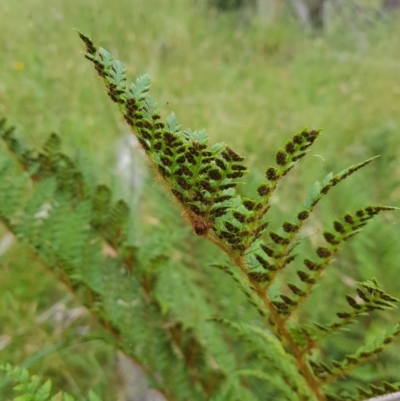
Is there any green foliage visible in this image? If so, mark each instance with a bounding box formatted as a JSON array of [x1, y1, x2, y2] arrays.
[[0, 29, 399, 401], [76, 33, 399, 401], [0, 363, 103, 401], [0, 118, 229, 401]]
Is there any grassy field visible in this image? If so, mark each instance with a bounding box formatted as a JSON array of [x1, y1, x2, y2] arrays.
[[1, 0, 400, 399]]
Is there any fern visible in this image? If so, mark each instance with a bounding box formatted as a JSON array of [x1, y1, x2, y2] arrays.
[[0, 363, 103, 401], [76, 32, 399, 401], [0, 30, 399, 400], [0, 120, 225, 401]]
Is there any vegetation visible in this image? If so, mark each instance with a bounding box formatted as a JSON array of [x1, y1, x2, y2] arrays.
[[0, 363, 101, 401], [1, 1, 400, 400]]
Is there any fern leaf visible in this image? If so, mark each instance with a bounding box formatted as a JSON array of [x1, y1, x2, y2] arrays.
[[281, 206, 398, 319], [213, 318, 306, 399]]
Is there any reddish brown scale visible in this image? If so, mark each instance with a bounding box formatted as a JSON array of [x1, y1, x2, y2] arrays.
[[321, 185, 331, 194], [219, 230, 236, 239], [143, 120, 153, 130], [200, 180, 213, 192], [193, 216, 213, 236], [282, 222, 298, 233], [227, 171, 244, 179], [243, 200, 256, 211], [226, 146, 244, 162], [220, 183, 236, 190], [258, 184, 271, 197], [288, 283, 306, 296], [185, 153, 196, 165], [281, 295, 296, 306], [248, 271, 269, 282], [137, 137, 150, 151], [80, 35, 96, 54], [266, 167, 278, 181], [224, 222, 239, 233], [233, 244, 246, 253], [193, 191, 206, 203], [190, 204, 202, 215], [188, 146, 200, 156], [297, 270, 314, 284], [211, 206, 228, 218], [323, 232, 339, 245], [163, 132, 176, 144], [337, 312, 352, 319], [180, 165, 193, 177], [333, 221, 346, 233], [171, 188, 185, 203], [260, 244, 274, 257], [160, 157, 172, 167], [233, 212, 246, 223], [199, 165, 211, 175], [231, 164, 246, 171], [292, 153, 306, 162], [164, 148, 173, 157], [140, 128, 152, 141], [285, 141, 295, 154], [153, 142, 163, 151], [226, 237, 241, 245], [215, 159, 227, 170], [214, 195, 232, 203], [221, 151, 231, 162], [134, 112, 144, 120], [276, 150, 287, 166], [255, 254, 271, 270], [123, 115, 132, 125], [293, 134, 303, 144], [346, 295, 362, 310], [297, 210, 309, 221], [158, 165, 170, 178], [316, 247, 332, 258], [344, 214, 354, 224], [176, 177, 191, 190], [154, 131, 163, 139], [208, 169, 222, 180]]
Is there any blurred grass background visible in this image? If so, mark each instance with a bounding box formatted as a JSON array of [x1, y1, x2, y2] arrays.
[[1, 0, 400, 399]]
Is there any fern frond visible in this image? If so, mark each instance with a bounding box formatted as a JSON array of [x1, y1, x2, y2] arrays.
[[76, 33, 400, 401], [251, 157, 383, 286], [309, 322, 400, 384], [1, 27, 398, 401], [0, 363, 85, 401], [0, 122, 228, 401], [0, 363, 111, 401], [281, 206, 398, 319], [308, 279, 398, 345], [212, 318, 307, 400]]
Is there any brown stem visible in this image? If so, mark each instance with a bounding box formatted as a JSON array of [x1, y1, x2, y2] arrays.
[[231, 254, 325, 401]]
